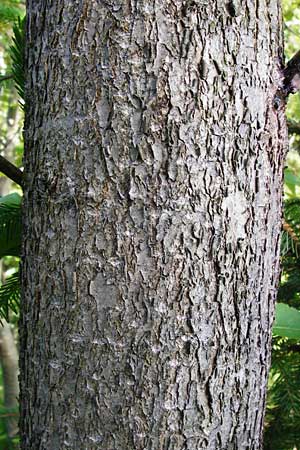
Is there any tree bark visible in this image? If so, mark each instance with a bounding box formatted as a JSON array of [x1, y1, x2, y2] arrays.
[[21, 1, 287, 449]]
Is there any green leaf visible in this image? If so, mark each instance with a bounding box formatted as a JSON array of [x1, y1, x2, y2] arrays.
[[0, 192, 21, 207], [284, 169, 300, 187], [273, 303, 300, 339]]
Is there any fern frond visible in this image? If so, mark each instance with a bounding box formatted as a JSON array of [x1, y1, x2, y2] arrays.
[[265, 341, 300, 449], [0, 193, 21, 258], [281, 228, 300, 257], [284, 198, 300, 228], [281, 199, 300, 256], [9, 16, 25, 104], [0, 272, 20, 321], [278, 268, 300, 306]]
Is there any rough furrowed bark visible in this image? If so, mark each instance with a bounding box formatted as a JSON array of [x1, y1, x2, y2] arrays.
[[21, 1, 286, 449]]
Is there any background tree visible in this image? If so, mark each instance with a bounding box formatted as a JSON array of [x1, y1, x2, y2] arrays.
[[0, 2, 24, 448]]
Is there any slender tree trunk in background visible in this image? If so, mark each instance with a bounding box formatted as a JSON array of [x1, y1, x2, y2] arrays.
[[21, 1, 286, 449], [0, 87, 20, 441], [0, 322, 19, 439]]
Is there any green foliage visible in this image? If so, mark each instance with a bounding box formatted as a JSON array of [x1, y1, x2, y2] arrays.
[[279, 197, 300, 307], [267, 174, 300, 447], [9, 16, 25, 104], [273, 303, 300, 339], [284, 198, 300, 229], [0, 193, 21, 321], [0, 193, 21, 259], [0, 10, 24, 324], [0, 1, 22, 26], [0, 10, 25, 115], [284, 169, 300, 198], [266, 164, 300, 448], [264, 339, 300, 450], [283, 0, 300, 59], [281, 198, 300, 257], [277, 256, 300, 306], [285, 168, 300, 188], [0, 272, 20, 322]]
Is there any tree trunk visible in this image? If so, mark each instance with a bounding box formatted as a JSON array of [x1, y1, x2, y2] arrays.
[[21, 2, 287, 449], [0, 86, 20, 441], [0, 321, 19, 439]]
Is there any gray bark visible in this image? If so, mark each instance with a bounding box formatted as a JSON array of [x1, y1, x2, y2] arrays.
[[21, 1, 287, 449]]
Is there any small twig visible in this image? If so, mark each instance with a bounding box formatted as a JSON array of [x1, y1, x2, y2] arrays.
[[0, 74, 14, 83], [0, 155, 23, 187], [284, 23, 300, 39], [0, 412, 18, 418]]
